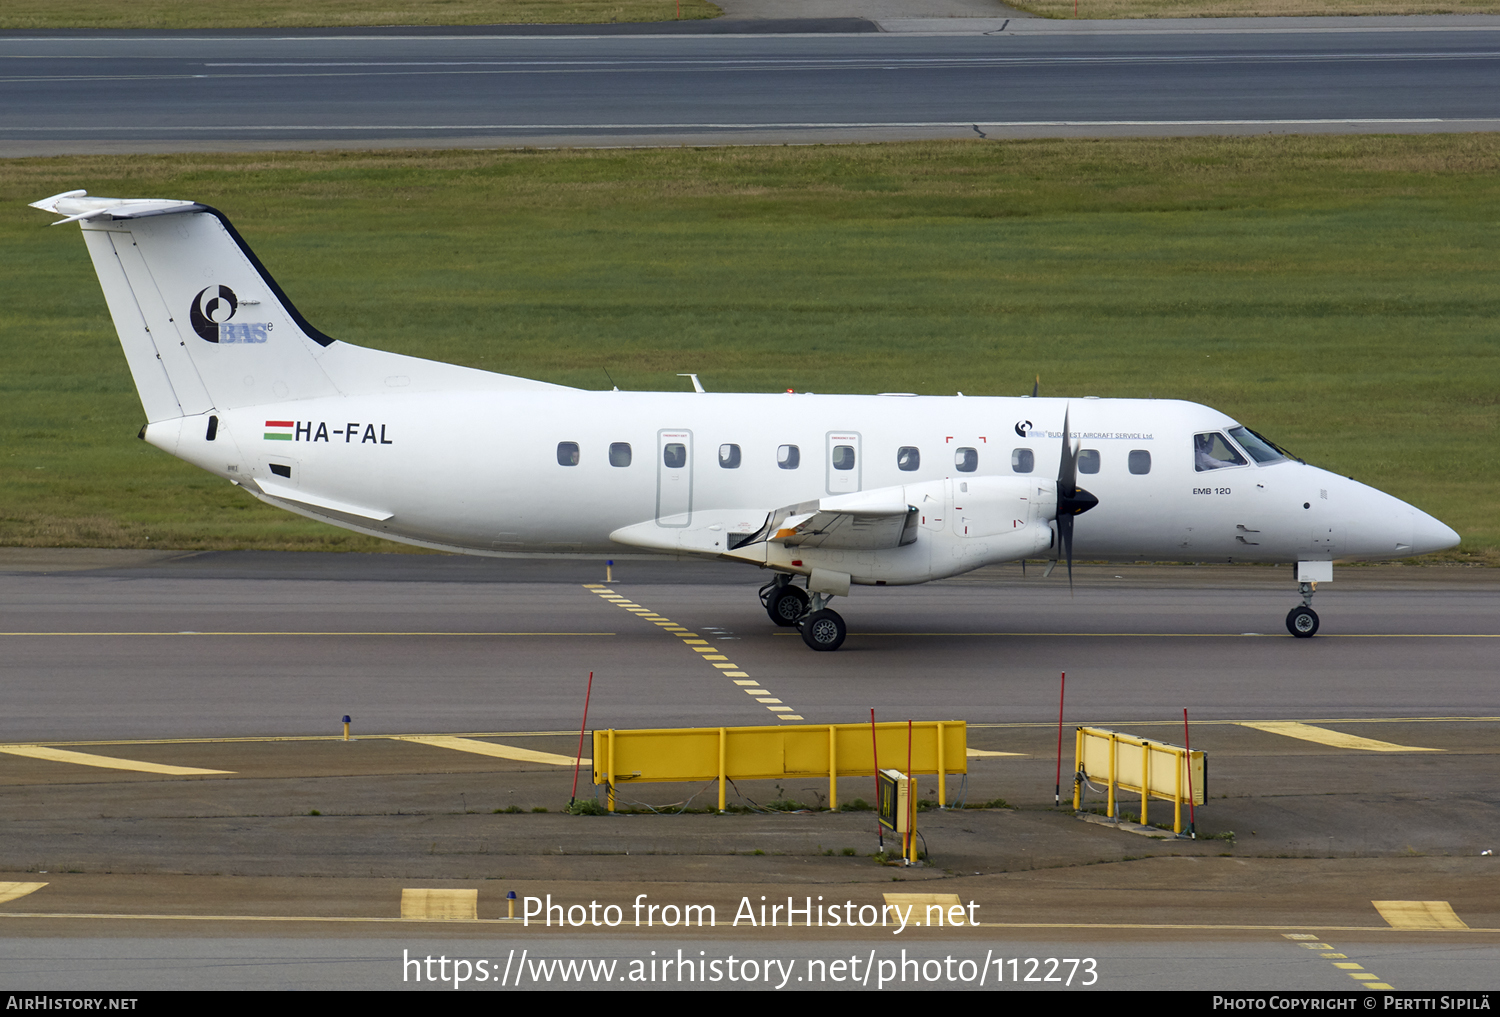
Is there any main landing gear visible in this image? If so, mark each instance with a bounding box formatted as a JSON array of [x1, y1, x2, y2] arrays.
[[759, 576, 847, 651], [1286, 580, 1319, 638], [761, 576, 808, 627]]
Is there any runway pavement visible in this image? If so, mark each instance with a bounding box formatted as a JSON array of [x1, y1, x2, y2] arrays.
[[1, 550, 1495, 989], [1, 550, 1495, 740], [4, 16, 1500, 154]]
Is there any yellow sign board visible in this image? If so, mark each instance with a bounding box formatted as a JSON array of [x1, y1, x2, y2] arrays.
[[1073, 726, 1206, 834], [592, 721, 967, 812]]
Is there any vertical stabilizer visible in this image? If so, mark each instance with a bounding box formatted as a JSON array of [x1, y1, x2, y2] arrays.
[[31, 191, 343, 421]]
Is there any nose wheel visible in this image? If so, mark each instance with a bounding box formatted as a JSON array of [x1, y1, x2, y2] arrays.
[[1286, 605, 1319, 637], [1286, 579, 1320, 637]]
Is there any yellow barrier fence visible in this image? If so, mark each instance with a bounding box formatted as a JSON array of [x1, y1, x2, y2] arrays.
[[592, 721, 967, 812], [1072, 726, 1206, 834]]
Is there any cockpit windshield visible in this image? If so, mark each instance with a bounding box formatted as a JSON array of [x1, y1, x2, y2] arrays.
[[1227, 426, 1289, 465], [1194, 432, 1247, 472]]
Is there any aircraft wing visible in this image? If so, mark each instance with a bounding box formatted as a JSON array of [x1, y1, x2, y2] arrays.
[[769, 488, 918, 550], [609, 486, 917, 556]]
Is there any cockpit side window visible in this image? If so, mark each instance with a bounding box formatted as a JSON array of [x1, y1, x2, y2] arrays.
[[1227, 426, 1286, 465], [1193, 432, 1247, 472]]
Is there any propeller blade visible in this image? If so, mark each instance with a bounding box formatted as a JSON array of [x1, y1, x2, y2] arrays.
[[1050, 404, 1099, 594], [1058, 406, 1078, 497], [1059, 513, 1074, 595]]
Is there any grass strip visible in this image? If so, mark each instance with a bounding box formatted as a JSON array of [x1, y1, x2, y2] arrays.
[[0, 0, 719, 31], [2, 136, 1495, 558]]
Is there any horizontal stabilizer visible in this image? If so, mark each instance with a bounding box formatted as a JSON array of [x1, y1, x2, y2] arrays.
[[30, 191, 203, 225]]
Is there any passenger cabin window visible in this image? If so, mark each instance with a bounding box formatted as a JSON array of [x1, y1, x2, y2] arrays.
[[1011, 448, 1034, 474], [1128, 449, 1152, 475], [1226, 426, 1286, 465], [1078, 449, 1100, 475], [662, 443, 687, 469], [719, 444, 741, 469], [897, 447, 920, 472], [954, 447, 978, 473], [778, 444, 800, 470], [831, 445, 856, 471], [557, 441, 579, 466], [609, 442, 632, 467], [1194, 432, 1247, 472]]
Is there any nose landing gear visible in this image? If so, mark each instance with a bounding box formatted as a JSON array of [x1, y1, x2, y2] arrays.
[[1286, 580, 1319, 637]]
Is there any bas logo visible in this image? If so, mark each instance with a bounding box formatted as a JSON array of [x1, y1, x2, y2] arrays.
[[1014, 420, 1033, 438], [190, 285, 270, 344]]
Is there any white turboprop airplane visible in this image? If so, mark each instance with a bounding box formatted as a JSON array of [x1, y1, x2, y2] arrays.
[[33, 191, 1461, 650]]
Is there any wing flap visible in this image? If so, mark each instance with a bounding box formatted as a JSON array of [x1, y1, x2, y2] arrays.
[[775, 487, 917, 550], [778, 507, 916, 549]]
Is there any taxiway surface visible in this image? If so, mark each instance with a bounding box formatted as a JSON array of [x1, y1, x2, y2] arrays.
[[1, 551, 1495, 740], [1, 551, 1496, 990], [4, 17, 1500, 153]]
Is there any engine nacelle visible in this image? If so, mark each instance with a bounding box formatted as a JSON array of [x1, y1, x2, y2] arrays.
[[762, 476, 1057, 586]]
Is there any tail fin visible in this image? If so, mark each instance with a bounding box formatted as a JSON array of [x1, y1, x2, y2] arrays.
[[33, 190, 342, 423]]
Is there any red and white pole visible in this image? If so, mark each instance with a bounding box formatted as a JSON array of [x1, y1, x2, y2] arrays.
[[1183, 708, 1197, 840], [569, 671, 594, 806]]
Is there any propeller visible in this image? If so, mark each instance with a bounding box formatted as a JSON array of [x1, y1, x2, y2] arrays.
[[1049, 406, 1099, 593]]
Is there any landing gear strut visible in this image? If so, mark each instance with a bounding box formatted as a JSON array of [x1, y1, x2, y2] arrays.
[[1286, 581, 1319, 638]]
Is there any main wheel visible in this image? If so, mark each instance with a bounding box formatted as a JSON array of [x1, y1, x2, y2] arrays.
[[765, 585, 809, 627], [1286, 606, 1319, 638], [800, 609, 847, 651]]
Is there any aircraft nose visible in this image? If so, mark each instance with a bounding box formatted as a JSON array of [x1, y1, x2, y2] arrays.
[[1411, 509, 1460, 556]]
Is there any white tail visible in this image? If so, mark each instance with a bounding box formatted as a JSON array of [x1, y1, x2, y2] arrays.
[[31, 190, 564, 424]]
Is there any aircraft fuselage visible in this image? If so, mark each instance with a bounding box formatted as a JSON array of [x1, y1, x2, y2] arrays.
[[146, 389, 1450, 576]]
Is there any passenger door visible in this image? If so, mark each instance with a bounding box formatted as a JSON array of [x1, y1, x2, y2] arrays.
[[655, 429, 693, 526]]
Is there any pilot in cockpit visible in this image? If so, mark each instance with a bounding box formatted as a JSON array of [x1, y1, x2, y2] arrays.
[[1194, 432, 1244, 472]]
